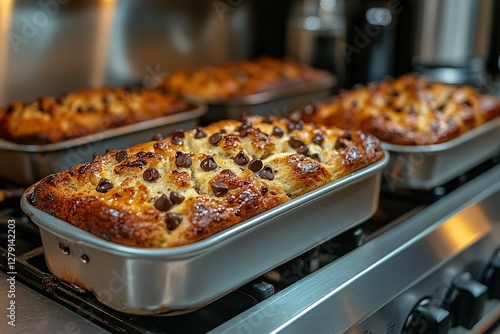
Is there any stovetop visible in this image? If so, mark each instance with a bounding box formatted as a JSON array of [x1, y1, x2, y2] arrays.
[[1, 154, 499, 334]]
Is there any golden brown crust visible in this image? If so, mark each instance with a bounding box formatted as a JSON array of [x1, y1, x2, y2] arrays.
[[29, 116, 384, 248], [303, 75, 500, 145], [0, 87, 191, 145], [162, 56, 326, 100]]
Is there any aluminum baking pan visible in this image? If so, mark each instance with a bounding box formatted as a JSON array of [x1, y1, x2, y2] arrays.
[[0, 103, 206, 185], [195, 71, 336, 125], [20, 152, 389, 315], [381, 116, 500, 190]]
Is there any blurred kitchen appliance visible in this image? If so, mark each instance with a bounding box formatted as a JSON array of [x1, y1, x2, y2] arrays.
[[286, 0, 347, 86], [294, 0, 500, 89], [411, 0, 495, 86]]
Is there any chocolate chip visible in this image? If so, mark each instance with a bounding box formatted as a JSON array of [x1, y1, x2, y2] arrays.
[[436, 104, 446, 112], [195, 127, 207, 139], [343, 130, 352, 140], [312, 134, 324, 145], [5, 104, 15, 114], [143, 167, 160, 181], [262, 115, 276, 124], [248, 159, 263, 173], [288, 120, 303, 131], [272, 126, 284, 137], [166, 213, 183, 231], [200, 156, 218, 171], [296, 145, 309, 155], [170, 191, 185, 204], [335, 137, 346, 150], [78, 163, 91, 174], [170, 129, 185, 139], [96, 178, 113, 193], [234, 150, 249, 165], [151, 133, 163, 141], [258, 166, 275, 180], [76, 106, 84, 113], [154, 194, 173, 211], [87, 106, 96, 113], [55, 97, 63, 105], [121, 159, 146, 168], [212, 181, 229, 197], [239, 125, 251, 137], [171, 137, 183, 145], [136, 151, 157, 159], [175, 152, 192, 168], [209, 132, 222, 145], [311, 153, 321, 162], [288, 136, 304, 149], [102, 96, 109, 104], [115, 150, 129, 162]]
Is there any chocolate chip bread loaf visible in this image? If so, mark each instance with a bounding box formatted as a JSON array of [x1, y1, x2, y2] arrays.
[[0, 87, 191, 145], [29, 116, 384, 248], [303, 74, 500, 145], [162, 56, 326, 100]]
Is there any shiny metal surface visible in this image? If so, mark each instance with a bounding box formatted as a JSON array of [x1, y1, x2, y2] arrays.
[[211, 162, 500, 333], [415, 0, 493, 67], [0, 272, 110, 334], [20, 153, 388, 315], [382, 116, 500, 190], [198, 72, 336, 124], [0, 0, 254, 105], [0, 103, 206, 185]]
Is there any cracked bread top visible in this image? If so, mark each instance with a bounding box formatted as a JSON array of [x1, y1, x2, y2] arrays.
[[29, 115, 383, 248], [303, 75, 500, 145], [0, 87, 191, 145], [162, 56, 326, 100]]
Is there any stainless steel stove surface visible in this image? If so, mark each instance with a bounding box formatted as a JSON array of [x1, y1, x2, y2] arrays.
[[1, 155, 500, 334]]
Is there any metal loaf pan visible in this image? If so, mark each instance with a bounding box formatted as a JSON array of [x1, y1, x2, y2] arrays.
[[381, 117, 500, 190], [196, 71, 336, 125], [20, 153, 389, 315], [0, 104, 206, 185]]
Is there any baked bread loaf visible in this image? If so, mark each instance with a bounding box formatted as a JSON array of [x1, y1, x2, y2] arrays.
[[29, 116, 383, 248], [303, 74, 500, 145], [162, 56, 326, 100], [0, 87, 191, 145]]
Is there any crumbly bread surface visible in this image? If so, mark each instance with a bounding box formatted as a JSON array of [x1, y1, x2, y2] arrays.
[[0, 87, 191, 145], [29, 116, 383, 248], [303, 75, 500, 145], [162, 56, 326, 100]]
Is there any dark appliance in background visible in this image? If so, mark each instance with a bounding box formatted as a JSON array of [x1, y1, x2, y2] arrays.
[[283, 0, 410, 88], [282, 0, 500, 89]]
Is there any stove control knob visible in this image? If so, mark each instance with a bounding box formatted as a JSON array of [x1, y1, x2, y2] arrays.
[[442, 272, 487, 329], [481, 250, 500, 299], [403, 298, 450, 334]]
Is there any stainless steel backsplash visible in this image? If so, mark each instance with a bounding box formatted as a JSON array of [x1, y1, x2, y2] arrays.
[[0, 0, 254, 104]]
